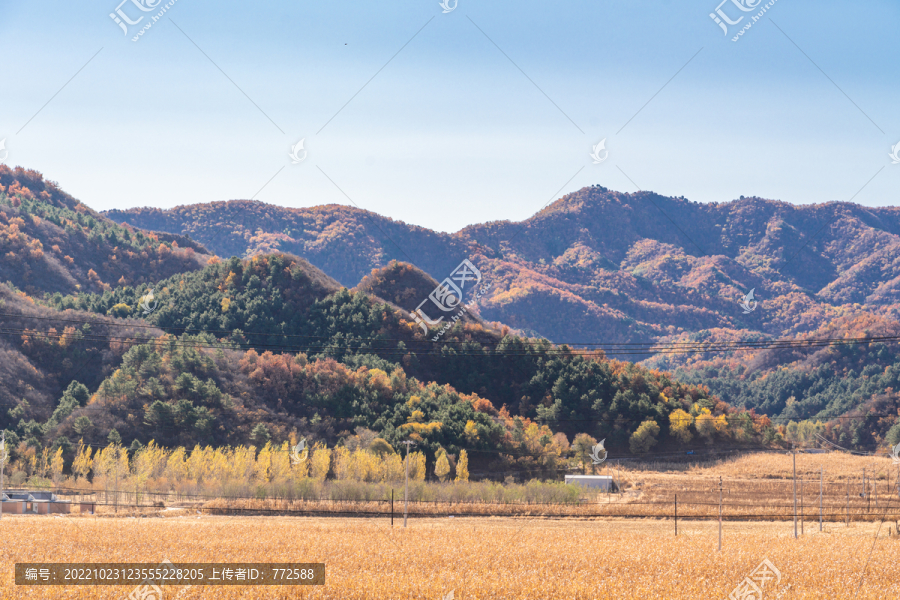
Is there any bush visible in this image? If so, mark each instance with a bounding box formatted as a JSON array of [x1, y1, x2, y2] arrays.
[[629, 420, 660, 454], [886, 420, 900, 447]]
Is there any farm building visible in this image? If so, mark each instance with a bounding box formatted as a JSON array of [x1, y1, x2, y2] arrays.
[[564, 475, 617, 491], [1, 491, 74, 514]]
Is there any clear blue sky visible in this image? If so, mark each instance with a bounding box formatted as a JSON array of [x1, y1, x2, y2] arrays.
[[1, 0, 898, 232]]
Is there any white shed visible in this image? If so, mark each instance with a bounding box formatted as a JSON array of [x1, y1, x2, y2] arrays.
[[565, 475, 616, 491]]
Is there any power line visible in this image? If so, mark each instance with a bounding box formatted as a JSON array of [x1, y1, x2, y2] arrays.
[[5, 310, 900, 354], [3, 320, 900, 359]]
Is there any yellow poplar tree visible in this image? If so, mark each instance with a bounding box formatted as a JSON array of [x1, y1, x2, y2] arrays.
[[232, 446, 257, 482], [208, 447, 231, 489], [186, 445, 212, 485], [332, 446, 351, 480], [72, 440, 93, 481], [255, 442, 273, 484], [310, 443, 331, 482], [50, 447, 64, 487], [290, 445, 310, 480], [669, 409, 694, 444], [408, 451, 426, 482], [165, 447, 187, 486], [382, 453, 404, 483], [434, 450, 450, 483], [92, 444, 115, 481], [116, 447, 129, 483], [133, 441, 167, 497], [37, 447, 51, 478], [269, 442, 291, 484], [455, 450, 469, 482]]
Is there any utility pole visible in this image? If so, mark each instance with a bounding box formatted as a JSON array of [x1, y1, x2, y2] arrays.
[[718, 476, 723, 551], [866, 470, 871, 515], [800, 474, 804, 535], [846, 478, 850, 527], [874, 469, 878, 509], [792, 446, 797, 539], [114, 451, 119, 515], [819, 467, 823, 532], [674, 494, 678, 537], [401, 441, 416, 528]]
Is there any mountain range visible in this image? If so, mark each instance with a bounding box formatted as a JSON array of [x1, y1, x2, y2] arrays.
[[1, 163, 898, 465], [106, 186, 900, 345], [105, 184, 900, 443]]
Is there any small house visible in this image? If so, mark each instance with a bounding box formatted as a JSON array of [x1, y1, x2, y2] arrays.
[[1, 493, 25, 514], [565, 475, 617, 492], [3, 491, 72, 514]]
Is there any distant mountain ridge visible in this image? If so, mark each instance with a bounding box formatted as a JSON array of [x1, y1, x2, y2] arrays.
[[105, 186, 900, 345]]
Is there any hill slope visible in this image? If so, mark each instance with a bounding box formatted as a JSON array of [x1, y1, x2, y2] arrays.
[[103, 186, 900, 446], [1, 166, 209, 296], [5, 252, 764, 469], [3, 169, 896, 460], [107, 186, 900, 345]]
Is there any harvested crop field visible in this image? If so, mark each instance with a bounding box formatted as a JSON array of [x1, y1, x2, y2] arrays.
[[2, 514, 899, 599]]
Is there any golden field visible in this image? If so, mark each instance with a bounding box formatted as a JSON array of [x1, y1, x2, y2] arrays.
[[1, 514, 899, 599], [3, 451, 899, 599], [192, 450, 900, 524], [607, 450, 900, 523]]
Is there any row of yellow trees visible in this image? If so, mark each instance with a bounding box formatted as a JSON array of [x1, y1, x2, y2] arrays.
[[6, 445, 66, 487], [64, 441, 470, 498]]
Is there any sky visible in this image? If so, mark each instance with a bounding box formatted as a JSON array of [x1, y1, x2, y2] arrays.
[[1, 0, 898, 233]]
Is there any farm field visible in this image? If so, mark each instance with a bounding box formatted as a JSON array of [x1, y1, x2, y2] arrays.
[[1, 514, 898, 599]]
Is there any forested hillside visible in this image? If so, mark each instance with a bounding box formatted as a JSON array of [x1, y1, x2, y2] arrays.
[[40, 253, 757, 451], [0, 172, 774, 477], [1, 166, 897, 478], [104, 185, 900, 449], [105, 187, 900, 346], [0, 166, 208, 296], [646, 313, 900, 448]]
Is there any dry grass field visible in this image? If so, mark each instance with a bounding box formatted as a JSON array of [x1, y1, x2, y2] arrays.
[[2, 514, 899, 599], [604, 450, 900, 523], [4, 451, 899, 599], [190, 451, 900, 524]]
